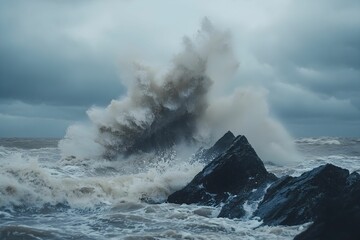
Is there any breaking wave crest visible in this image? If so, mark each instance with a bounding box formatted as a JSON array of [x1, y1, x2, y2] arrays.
[[60, 18, 300, 165], [0, 146, 203, 209], [295, 137, 342, 145]]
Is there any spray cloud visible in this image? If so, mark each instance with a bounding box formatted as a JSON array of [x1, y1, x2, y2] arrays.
[[60, 18, 300, 165]]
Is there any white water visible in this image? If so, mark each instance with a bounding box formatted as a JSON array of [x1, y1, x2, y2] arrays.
[[1, 137, 359, 239], [2, 20, 358, 239], [0, 142, 306, 240], [0, 145, 203, 209]]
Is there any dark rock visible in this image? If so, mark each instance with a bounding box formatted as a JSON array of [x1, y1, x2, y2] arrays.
[[255, 164, 350, 226], [294, 172, 360, 240], [218, 179, 274, 219], [167, 135, 277, 213], [195, 131, 235, 163]]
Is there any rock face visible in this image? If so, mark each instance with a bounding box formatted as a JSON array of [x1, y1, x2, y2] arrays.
[[294, 172, 360, 240], [255, 164, 350, 226], [194, 131, 235, 163], [166, 131, 360, 238], [167, 135, 277, 213], [217, 179, 272, 219]]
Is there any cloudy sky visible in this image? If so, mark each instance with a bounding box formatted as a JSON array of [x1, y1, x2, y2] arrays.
[[1, 0, 359, 138]]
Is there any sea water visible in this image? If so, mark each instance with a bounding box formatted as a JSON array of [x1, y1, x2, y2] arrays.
[[1, 137, 359, 240]]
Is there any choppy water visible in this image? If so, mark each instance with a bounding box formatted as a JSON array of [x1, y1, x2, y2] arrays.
[[1, 137, 359, 240]]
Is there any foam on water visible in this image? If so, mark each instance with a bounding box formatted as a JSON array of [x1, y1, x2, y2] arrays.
[[0, 142, 308, 239], [295, 137, 342, 145], [0, 144, 205, 209], [266, 137, 360, 177], [1, 139, 359, 238], [2, 19, 359, 239]]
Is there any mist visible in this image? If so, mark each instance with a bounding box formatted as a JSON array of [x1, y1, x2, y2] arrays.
[[60, 19, 300, 165]]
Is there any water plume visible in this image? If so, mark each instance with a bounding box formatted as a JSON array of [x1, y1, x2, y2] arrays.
[[60, 18, 300, 165], [85, 18, 235, 158]]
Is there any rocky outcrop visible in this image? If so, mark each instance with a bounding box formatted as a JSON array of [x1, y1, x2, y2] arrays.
[[255, 164, 350, 226], [294, 172, 360, 240], [167, 135, 277, 215], [166, 131, 360, 238], [194, 131, 235, 163], [217, 180, 272, 219]]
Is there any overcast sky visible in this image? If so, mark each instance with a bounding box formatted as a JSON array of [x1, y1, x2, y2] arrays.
[[0, 0, 359, 138]]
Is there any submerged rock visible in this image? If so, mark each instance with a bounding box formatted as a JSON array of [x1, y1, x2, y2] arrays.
[[255, 164, 350, 226], [167, 135, 277, 215]]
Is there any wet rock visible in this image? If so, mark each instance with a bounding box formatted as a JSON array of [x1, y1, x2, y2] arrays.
[[294, 172, 360, 240], [255, 164, 350, 226], [195, 131, 235, 163], [218, 180, 273, 219], [168, 131, 360, 227], [167, 135, 277, 211]]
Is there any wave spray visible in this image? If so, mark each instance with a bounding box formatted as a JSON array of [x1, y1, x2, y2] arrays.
[[60, 19, 300, 165]]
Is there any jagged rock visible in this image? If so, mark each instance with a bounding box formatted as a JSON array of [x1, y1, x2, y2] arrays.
[[255, 164, 350, 226], [218, 180, 273, 219], [194, 131, 235, 163], [167, 135, 277, 212], [167, 131, 360, 228], [294, 172, 360, 240]]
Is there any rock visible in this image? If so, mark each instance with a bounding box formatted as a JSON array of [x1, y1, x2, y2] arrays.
[[294, 172, 360, 240], [167, 135, 277, 212], [194, 131, 235, 163], [167, 131, 360, 228], [218, 180, 273, 219], [255, 164, 350, 226]]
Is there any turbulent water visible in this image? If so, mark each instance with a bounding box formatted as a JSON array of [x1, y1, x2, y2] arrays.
[[0, 137, 359, 240], [1, 20, 359, 240]]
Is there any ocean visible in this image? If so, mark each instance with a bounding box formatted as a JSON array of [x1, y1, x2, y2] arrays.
[[1, 137, 360, 240]]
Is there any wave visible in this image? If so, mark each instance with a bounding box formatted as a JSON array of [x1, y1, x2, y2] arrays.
[[295, 137, 342, 145], [0, 225, 58, 240], [265, 154, 360, 178], [59, 19, 300, 165], [0, 147, 203, 210]]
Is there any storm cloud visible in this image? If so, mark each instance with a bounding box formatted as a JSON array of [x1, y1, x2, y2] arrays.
[[0, 0, 359, 137]]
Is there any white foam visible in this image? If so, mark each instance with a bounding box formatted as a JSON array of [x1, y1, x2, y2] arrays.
[[0, 146, 203, 209], [296, 137, 341, 145]]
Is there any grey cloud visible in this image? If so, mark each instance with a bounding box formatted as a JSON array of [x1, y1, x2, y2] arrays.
[[0, 0, 359, 137], [269, 82, 360, 120], [0, 0, 125, 107], [238, 0, 360, 130], [252, 0, 360, 69], [285, 120, 360, 137], [0, 46, 124, 106], [0, 101, 88, 121], [0, 113, 71, 138]]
